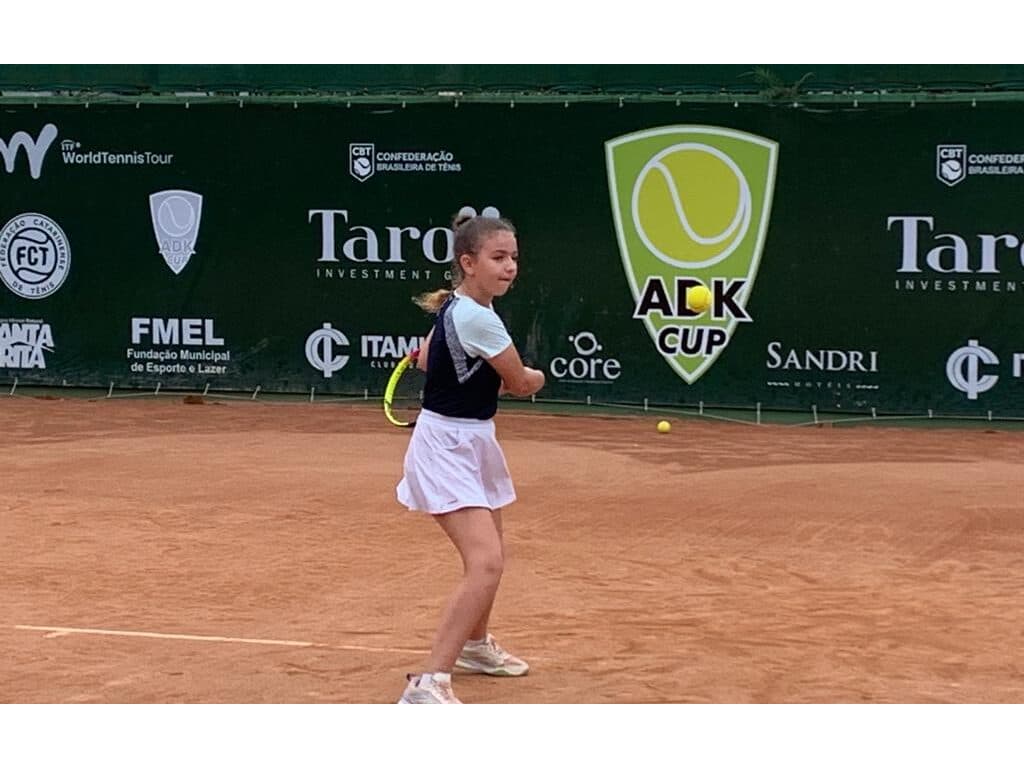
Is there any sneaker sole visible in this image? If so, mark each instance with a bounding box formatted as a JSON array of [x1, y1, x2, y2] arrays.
[[454, 659, 529, 677]]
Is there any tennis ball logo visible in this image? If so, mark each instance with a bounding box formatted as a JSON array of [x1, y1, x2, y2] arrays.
[[156, 195, 197, 238], [940, 159, 962, 183], [631, 143, 752, 269]]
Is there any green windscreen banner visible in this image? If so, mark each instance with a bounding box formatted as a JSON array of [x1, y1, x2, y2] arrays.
[[3, 103, 1024, 415]]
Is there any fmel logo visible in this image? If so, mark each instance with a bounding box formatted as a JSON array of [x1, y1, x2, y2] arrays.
[[606, 126, 778, 384]]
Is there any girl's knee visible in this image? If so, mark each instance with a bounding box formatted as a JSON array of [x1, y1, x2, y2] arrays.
[[467, 551, 504, 583]]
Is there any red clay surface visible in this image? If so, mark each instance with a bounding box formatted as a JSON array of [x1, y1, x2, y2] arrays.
[[2, 396, 1023, 703]]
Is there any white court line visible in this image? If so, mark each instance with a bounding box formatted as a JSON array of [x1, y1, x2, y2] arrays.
[[14, 625, 427, 655]]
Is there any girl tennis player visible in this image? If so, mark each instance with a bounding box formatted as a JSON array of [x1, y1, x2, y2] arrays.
[[396, 210, 545, 704]]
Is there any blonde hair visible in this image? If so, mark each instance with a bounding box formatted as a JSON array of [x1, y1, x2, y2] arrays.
[[413, 209, 517, 313]]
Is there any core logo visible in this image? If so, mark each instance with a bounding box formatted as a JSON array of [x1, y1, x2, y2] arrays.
[[606, 125, 778, 384], [549, 332, 622, 384], [306, 322, 350, 378], [0, 124, 57, 180], [0, 213, 71, 299], [150, 190, 203, 275], [0, 319, 54, 369]]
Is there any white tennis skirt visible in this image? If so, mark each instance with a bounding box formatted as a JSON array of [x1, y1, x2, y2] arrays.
[[396, 408, 517, 515]]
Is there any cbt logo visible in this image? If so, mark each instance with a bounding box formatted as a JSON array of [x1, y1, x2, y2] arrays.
[[549, 332, 621, 384], [0, 213, 71, 299], [606, 126, 778, 384], [945, 340, 1024, 400], [350, 143, 375, 182], [936, 145, 966, 187], [306, 322, 350, 378], [0, 124, 57, 180]]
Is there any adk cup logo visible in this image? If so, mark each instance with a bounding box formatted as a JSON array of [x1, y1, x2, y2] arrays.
[[150, 190, 203, 275], [606, 126, 778, 384], [0, 213, 71, 299]]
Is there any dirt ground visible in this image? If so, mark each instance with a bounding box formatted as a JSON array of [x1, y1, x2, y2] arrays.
[[2, 396, 1023, 703]]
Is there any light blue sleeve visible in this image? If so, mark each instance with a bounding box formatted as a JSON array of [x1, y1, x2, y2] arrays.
[[454, 300, 513, 359]]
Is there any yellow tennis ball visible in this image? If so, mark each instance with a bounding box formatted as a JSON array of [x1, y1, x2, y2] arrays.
[[686, 284, 712, 313], [634, 145, 746, 265], [657, 420, 671, 434]]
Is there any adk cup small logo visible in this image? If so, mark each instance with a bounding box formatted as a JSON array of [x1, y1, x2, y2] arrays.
[[150, 190, 203, 275], [936, 145, 967, 187], [0, 213, 71, 299]]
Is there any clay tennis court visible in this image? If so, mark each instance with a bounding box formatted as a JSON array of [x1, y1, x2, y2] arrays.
[[2, 396, 1023, 703]]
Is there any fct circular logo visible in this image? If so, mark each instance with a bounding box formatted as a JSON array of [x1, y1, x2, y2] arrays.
[[0, 213, 71, 299]]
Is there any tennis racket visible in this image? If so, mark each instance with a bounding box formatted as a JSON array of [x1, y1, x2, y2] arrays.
[[383, 350, 423, 428]]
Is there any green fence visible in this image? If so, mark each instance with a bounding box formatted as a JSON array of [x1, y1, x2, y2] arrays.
[[3, 101, 1024, 416]]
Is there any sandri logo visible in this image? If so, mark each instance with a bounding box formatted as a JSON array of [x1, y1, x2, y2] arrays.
[[0, 124, 58, 180], [149, 190, 203, 275], [606, 126, 777, 384]]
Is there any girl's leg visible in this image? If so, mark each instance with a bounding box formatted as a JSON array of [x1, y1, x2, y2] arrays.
[[468, 509, 503, 641], [422, 506, 503, 672]]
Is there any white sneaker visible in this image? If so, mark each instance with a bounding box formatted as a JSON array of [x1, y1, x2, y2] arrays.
[[397, 672, 462, 704], [455, 634, 530, 677]]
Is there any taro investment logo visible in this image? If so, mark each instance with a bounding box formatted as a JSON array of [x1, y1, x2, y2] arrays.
[[606, 125, 778, 384]]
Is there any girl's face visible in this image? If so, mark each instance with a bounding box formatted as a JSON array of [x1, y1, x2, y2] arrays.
[[461, 230, 519, 298]]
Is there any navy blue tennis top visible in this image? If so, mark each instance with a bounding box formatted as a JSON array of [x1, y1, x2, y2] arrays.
[[422, 295, 504, 420]]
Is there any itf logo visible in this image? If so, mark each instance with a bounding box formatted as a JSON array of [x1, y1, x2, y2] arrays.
[[149, 190, 203, 275], [350, 143, 375, 182], [0, 124, 57, 180], [936, 145, 967, 187], [306, 322, 350, 378]]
